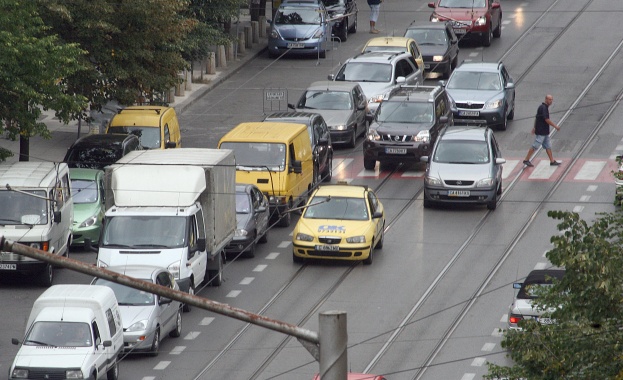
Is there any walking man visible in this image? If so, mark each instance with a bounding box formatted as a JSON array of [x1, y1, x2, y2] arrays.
[[523, 94, 561, 167], [368, 0, 382, 34]]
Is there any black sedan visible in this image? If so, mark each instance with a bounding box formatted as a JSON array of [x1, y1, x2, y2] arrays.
[[404, 21, 459, 79], [225, 184, 270, 258], [323, 0, 358, 42]]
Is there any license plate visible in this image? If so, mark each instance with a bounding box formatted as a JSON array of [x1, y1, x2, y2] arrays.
[[0, 263, 17, 270], [315, 245, 339, 251], [287, 43, 305, 48], [459, 110, 479, 117], [454, 28, 467, 34], [448, 190, 470, 197], [424, 63, 430, 69], [538, 317, 554, 325], [385, 148, 407, 154]]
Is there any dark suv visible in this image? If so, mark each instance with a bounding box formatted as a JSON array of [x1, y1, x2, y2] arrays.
[[363, 85, 454, 170], [322, 0, 358, 41], [63, 134, 142, 170], [263, 111, 334, 184]]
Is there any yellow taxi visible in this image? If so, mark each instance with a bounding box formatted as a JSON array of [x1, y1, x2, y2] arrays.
[[362, 36, 424, 72], [292, 183, 385, 265]]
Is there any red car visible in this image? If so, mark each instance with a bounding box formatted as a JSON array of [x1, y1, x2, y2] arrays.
[[428, 0, 502, 47]]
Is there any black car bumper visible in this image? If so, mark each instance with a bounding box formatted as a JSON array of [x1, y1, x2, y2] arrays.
[[363, 140, 431, 162]]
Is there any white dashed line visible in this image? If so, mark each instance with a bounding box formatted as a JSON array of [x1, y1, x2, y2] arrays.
[[469, 52, 479, 57], [482, 342, 495, 352], [266, 252, 280, 260], [200, 317, 214, 326], [471, 357, 486, 366], [184, 331, 201, 340], [528, 160, 558, 179], [534, 262, 547, 270], [153, 361, 170, 370], [502, 20, 511, 25], [579, 195, 591, 202], [500, 314, 508, 323], [240, 277, 254, 285], [492, 328, 503, 337], [587, 185, 598, 192], [277, 241, 291, 248], [227, 290, 241, 298], [461, 373, 475, 380], [253, 264, 268, 272], [543, 250, 548, 257], [400, 171, 424, 178], [142, 377, 155, 380], [574, 161, 606, 181], [573, 205, 584, 213], [170, 346, 186, 355]]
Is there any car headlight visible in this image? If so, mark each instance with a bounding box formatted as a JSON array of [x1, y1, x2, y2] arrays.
[[483, 99, 503, 109], [331, 124, 348, 131], [369, 94, 385, 104], [11, 369, 29, 379], [168, 262, 181, 279], [79, 214, 98, 228], [433, 55, 443, 62], [346, 235, 366, 243], [367, 128, 381, 141], [476, 178, 494, 187], [431, 15, 440, 22], [413, 130, 430, 142], [475, 16, 487, 26], [29, 241, 49, 251], [270, 29, 279, 39], [313, 29, 324, 39], [296, 233, 314, 242], [235, 229, 249, 237], [65, 370, 84, 379], [127, 320, 149, 332], [425, 176, 442, 186]]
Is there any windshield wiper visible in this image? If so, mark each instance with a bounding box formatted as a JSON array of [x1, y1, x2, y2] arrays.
[[0, 219, 34, 228], [101, 244, 134, 248], [132, 244, 169, 248], [24, 339, 54, 347]]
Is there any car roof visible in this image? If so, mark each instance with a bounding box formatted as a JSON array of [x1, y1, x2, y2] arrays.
[[440, 126, 489, 142], [364, 36, 415, 48], [307, 80, 360, 92], [387, 85, 445, 102], [346, 51, 412, 63], [454, 62, 502, 73], [71, 133, 136, 147], [69, 168, 104, 180], [517, 269, 565, 299], [313, 184, 368, 198], [264, 111, 322, 124]]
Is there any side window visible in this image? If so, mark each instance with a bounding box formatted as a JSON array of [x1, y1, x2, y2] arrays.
[[491, 134, 501, 158], [61, 174, 71, 200], [105, 309, 117, 336], [92, 321, 102, 346], [410, 42, 420, 59], [164, 124, 171, 142], [289, 143, 296, 162], [196, 208, 206, 241], [55, 181, 64, 208], [312, 120, 321, 144], [367, 191, 379, 214], [188, 214, 198, 258]]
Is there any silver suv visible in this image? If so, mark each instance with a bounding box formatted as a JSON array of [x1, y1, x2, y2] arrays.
[[421, 126, 505, 210], [329, 51, 424, 119]]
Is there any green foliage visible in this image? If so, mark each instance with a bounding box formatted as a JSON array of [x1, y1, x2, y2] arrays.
[[0, 0, 87, 161], [486, 210, 623, 380]]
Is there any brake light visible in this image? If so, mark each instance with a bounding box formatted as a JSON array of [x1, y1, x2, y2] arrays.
[[509, 315, 522, 324]]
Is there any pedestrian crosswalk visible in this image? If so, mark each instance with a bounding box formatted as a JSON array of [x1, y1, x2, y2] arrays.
[[330, 157, 618, 183]]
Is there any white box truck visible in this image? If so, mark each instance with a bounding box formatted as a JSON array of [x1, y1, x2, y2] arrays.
[[95, 148, 236, 310], [0, 162, 73, 286], [9, 284, 123, 380]]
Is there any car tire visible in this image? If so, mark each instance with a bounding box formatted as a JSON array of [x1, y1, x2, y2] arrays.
[[423, 190, 433, 209], [349, 14, 357, 33], [183, 283, 194, 312], [347, 129, 356, 148], [208, 252, 224, 286], [507, 104, 515, 120], [268, 49, 278, 59], [452, 55, 458, 69], [292, 251, 304, 263], [169, 308, 182, 338], [149, 328, 160, 357], [322, 155, 333, 182], [487, 191, 498, 211], [106, 360, 119, 380], [482, 25, 492, 47], [362, 245, 373, 265], [363, 157, 376, 170], [38, 263, 53, 287], [259, 227, 268, 243], [277, 208, 291, 227], [493, 17, 502, 38], [338, 21, 348, 42], [243, 234, 256, 258], [498, 115, 507, 131], [319, 49, 326, 59], [497, 182, 503, 195]]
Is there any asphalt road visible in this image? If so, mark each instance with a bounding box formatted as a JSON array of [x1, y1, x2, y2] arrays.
[[2, 0, 623, 379]]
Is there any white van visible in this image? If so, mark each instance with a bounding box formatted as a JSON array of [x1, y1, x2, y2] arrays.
[[0, 162, 73, 286], [9, 284, 124, 380]]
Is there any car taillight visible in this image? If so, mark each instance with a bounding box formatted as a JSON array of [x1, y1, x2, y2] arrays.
[[509, 315, 522, 324]]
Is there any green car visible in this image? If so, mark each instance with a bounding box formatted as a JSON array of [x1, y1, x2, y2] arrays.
[[70, 168, 105, 246]]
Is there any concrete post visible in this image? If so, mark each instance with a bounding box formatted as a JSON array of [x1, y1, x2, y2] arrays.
[[318, 311, 347, 380], [251, 21, 259, 43], [238, 31, 246, 54], [206, 52, 216, 75], [217, 45, 227, 68], [245, 25, 253, 48], [184, 68, 192, 91], [259, 16, 267, 37], [226, 41, 235, 62], [168, 87, 176, 103], [175, 73, 185, 96]]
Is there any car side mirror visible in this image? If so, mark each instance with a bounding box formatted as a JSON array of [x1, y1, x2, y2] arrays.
[[372, 211, 383, 219], [428, 2, 435, 8], [197, 238, 206, 252], [287, 103, 296, 110], [318, 137, 329, 146], [290, 160, 302, 174], [357, 103, 366, 110], [420, 156, 429, 163], [505, 82, 515, 90], [11, 338, 19, 345], [439, 116, 448, 124], [513, 283, 522, 289], [257, 206, 267, 213], [53, 211, 62, 223], [165, 141, 177, 149], [102, 340, 112, 348], [438, 80, 446, 87], [328, 74, 336, 80], [395, 76, 406, 84], [159, 296, 172, 305], [495, 158, 506, 165]]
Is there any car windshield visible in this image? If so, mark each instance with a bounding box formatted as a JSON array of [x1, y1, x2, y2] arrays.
[[25, 321, 92, 348], [93, 278, 155, 306], [299, 90, 352, 110], [65, 146, 123, 169], [303, 196, 369, 221], [376, 101, 434, 123], [405, 29, 447, 45], [439, 0, 486, 8], [72, 179, 99, 204], [220, 142, 286, 171], [447, 71, 502, 91], [101, 215, 188, 248], [236, 193, 251, 214], [108, 126, 161, 149], [0, 190, 48, 225], [275, 7, 322, 25], [336, 62, 392, 83], [433, 139, 490, 164]]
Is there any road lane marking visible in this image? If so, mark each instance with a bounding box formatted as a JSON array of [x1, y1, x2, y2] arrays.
[[240, 277, 254, 285], [471, 357, 486, 366], [500, 314, 508, 323], [492, 328, 503, 337], [154, 361, 170, 370], [502, 160, 520, 179], [587, 185, 598, 191], [461, 374, 475, 380], [184, 331, 201, 340], [482, 342, 495, 352], [580, 195, 591, 202], [227, 290, 241, 298], [170, 346, 186, 355], [534, 262, 547, 270], [529, 160, 558, 179], [573, 205, 584, 213], [278, 241, 290, 248], [200, 317, 214, 326], [253, 264, 267, 272], [266, 252, 280, 259]]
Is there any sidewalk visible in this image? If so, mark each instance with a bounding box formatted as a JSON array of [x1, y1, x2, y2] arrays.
[[0, 14, 267, 163]]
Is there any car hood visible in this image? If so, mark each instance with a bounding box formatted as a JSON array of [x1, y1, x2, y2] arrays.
[[13, 346, 91, 368], [371, 121, 431, 133], [305, 109, 353, 126], [433, 7, 486, 21], [274, 24, 321, 39], [236, 213, 252, 229], [73, 202, 102, 225], [297, 218, 371, 237], [429, 162, 492, 180], [420, 45, 449, 57], [119, 305, 155, 329], [358, 82, 394, 99], [446, 89, 501, 103]]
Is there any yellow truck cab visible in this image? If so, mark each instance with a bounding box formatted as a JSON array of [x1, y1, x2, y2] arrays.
[[106, 106, 181, 150], [218, 122, 314, 227]]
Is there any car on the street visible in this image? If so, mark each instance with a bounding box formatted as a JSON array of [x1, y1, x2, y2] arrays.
[[263, 111, 334, 181], [428, 0, 502, 47], [91, 265, 182, 356], [362, 36, 424, 72], [443, 61, 515, 130], [330, 51, 424, 119], [421, 125, 505, 210], [508, 269, 566, 330], [363, 84, 454, 170], [225, 183, 270, 258], [69, 168, 105, 246], [63, 133, 142, 170], [292, 183, 385, 264], [268, 0, 332, 58], [322, 0, 357, 41], [404, 21, 459, 79], [287, 80, 368, 148]]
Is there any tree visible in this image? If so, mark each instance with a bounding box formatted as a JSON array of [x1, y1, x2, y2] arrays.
[[486, 210, 623, 380], [0, 0, 87, 161]]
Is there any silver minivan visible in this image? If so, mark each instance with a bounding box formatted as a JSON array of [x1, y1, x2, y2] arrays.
[[92, 265, 182, 356]]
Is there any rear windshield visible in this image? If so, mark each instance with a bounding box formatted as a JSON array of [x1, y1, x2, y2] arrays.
[[108, 126, 160, 149], [433, 140, 490, 164]]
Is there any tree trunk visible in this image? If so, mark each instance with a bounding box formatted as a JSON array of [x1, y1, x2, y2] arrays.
[[19, 134, 29, 162]]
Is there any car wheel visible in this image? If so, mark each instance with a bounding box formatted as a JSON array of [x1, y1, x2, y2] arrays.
[[497, 182, 503, 195], [423, 190, 433, 209], [498, 115, 507, 131], [322, 155, 333, 182], [349, 14, 357, 33], [259, 227, 268, 243], [149, 328, 160, 357], [338, 21, 348, 41], [277, 208, 291, 227], [39, 263, 53, 287], [319, 49, 326, 59], [493, 17, 502, 38], [442, 62, 452, 79], [268, 49, 277, 59], [106, 359, 119, 380], [169, 308, 182, 338], [347, 129, 356, 148], [183, 283, 194, 312], [208, 252, 224, 286], [243, 233, 256, 258], [507, 104, 515, 120], [487, 191, 498, 211], [292, 250, 304, 263], [452, 55, 458, 69], [482, 25, 492, 47], [364, 157, 376, 170], [362, 245, 373, 265]]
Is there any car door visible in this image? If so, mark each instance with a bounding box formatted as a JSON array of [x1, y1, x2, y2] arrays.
[[500, 65, 515, 115], [312, 116, 328, 174], [490, 132, 503, 185], [252, 187, 269, 236], [187, 211, 207, 286], [408, 41, 424, 71], [367, 190, 384, 242], [397, 58, 422, 86], [445, 23, 459, 59], [353, 86, 367, 131], [156, 271, 177, 332]]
